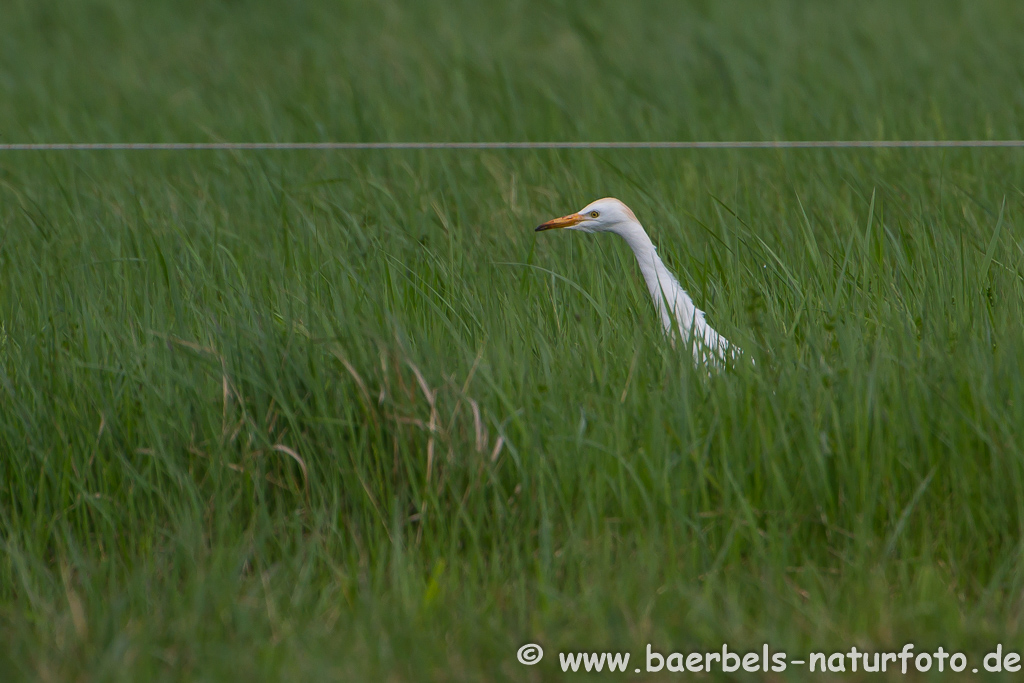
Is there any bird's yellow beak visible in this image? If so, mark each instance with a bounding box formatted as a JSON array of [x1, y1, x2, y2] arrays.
[[535, 213, 583, 231]]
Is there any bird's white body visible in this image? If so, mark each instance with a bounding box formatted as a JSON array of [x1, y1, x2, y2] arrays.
[[536, 197, 736, 366]]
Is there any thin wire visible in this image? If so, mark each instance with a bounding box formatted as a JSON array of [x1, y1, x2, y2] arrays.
[[1, 140, 1024, 151]]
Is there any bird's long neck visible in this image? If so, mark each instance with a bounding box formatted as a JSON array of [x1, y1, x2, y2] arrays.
[[613, 219, 730, 363], [615, 221, 697, 337]]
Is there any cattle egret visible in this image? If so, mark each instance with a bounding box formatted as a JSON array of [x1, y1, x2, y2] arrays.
[[536, 197, 737, 367]]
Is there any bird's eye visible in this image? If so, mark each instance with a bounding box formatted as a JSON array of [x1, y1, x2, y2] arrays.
[[590, 211, 599, 218]]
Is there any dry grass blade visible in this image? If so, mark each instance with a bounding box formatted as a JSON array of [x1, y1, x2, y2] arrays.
[[270, 443, 309, 498], [405, 360, 440, 483]]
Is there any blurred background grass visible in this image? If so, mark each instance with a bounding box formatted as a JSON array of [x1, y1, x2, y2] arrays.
[[2, 0, 1024, 680]]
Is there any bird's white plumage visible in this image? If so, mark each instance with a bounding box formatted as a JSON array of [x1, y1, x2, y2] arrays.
[[536, 197, 737, 367]]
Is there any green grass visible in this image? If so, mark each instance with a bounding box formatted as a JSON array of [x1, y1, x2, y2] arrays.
[[3, 0, 1024, 680]]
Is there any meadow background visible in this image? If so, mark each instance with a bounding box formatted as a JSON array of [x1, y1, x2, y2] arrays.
[[2, 0, 1024, 680]]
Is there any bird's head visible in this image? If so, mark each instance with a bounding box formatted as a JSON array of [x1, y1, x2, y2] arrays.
[[535, 197, 639, 235]]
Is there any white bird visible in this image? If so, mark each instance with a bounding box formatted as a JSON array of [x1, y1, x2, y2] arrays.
[[535, 197, 738, 367]]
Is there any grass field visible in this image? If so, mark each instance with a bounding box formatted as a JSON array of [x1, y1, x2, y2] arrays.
[[3, 0, 1024, 680]]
